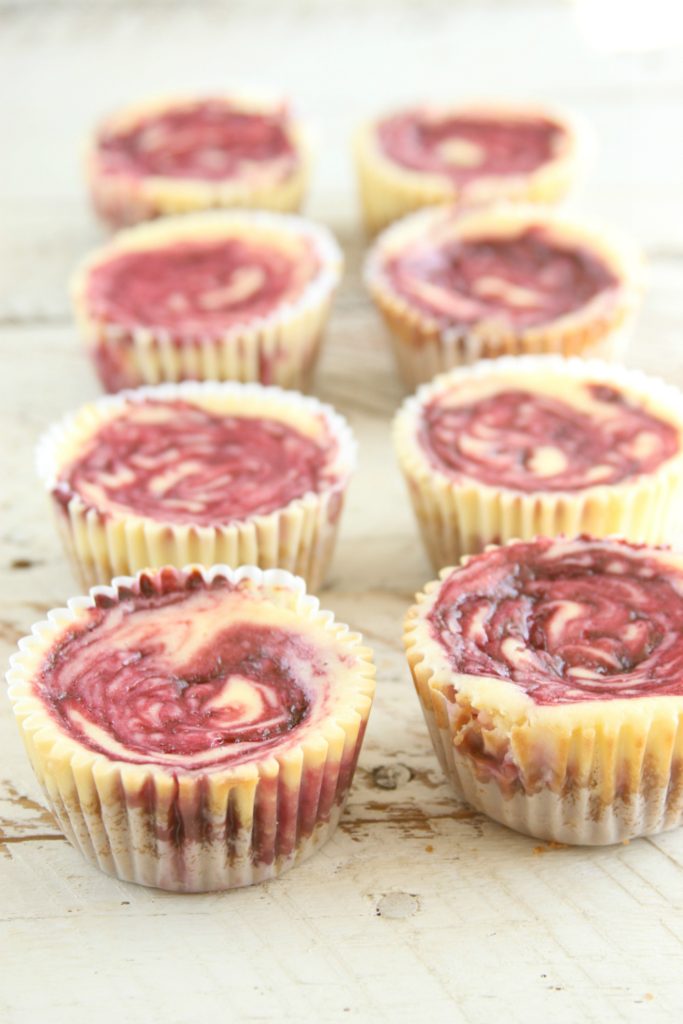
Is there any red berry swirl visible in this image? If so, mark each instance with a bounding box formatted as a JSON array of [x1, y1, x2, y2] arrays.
[[55, 399, 338, 525], [97, 99, 297, 182], [376, 109, 564, 183], [37, 580, 335, 769], [419, 382, 679, 492], [385, 227, 618, 330], [86, 236, 319, 335], [430, 537, 683, 705]]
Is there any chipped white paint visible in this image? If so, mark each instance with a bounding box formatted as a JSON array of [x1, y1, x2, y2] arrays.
[[2, 2, 683, 1022]]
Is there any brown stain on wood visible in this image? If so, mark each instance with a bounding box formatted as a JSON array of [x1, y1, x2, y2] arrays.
[[533, 841, 570, 855], [0, 620, 23, 645], [1, 780, 56, 827], [1, 833, 67, 846], [25, 601, 52, 616], [341, 799, 486, 840], [0, 779, 63, 856]]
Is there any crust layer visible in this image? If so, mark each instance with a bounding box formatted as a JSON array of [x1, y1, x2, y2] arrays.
[[7, 564, 376, 891]]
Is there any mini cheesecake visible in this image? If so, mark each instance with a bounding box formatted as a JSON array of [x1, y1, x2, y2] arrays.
[[72, 210, 342, 392], [405, 536, 683, 845], [395, 355, 683, 568], [87, 94, 310, 227], [37, 381, 355, 591], [366, 203, 640, 388], [7, 564, 375, 891], [355, 102, 581, 234]]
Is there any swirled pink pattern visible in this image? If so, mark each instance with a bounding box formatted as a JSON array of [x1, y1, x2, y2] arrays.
[[86, 236, 318, 334], [385, 227, 618, 329], [37, 582, 332, 768], [419, 383, 678, 491], [55, 399, 337, 525], [96, 99, 297, 182], [430, 537, 683, 704], [376, 109, 563, 183]]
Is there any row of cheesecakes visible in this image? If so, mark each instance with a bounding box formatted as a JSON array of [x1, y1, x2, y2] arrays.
[[72, 203, 639, 395], [86, 93, 581, 231], [10, 540, 683, 885], [73, 89, 638, 393], [8, 93, 683, 894], [34, 357, 683, 589]]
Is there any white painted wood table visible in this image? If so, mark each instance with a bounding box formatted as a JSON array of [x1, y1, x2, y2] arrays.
[[2, 2, 683, 1021]]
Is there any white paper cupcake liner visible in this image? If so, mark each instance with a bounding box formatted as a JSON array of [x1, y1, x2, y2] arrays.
[[394, 355, 683, 570], [7, 563, 376, 891], [37, 380, 356, 591], [71, 210, 343, 393], [405, 553, 683, 845]]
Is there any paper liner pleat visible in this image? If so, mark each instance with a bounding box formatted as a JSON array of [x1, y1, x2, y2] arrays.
[[13, 711, 365, 892], [56, 490, 344, 593], [404, 466, 683, 571], [87, 295, 334, 393], [381, 314, 632, 391], [7, 565, 375, 891], [90, 165, 310, 229]]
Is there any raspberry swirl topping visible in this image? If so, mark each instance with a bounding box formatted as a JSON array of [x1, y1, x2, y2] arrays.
[[376, 109, 565, 183], [420, 381, 679, 492], [86, 236, 319, 335], [96, 99, 297, 182], [55, 398, 338, 525], [37, 578, 342, 769], [385, 226, 618, 330], [430, 537, 683, 705]]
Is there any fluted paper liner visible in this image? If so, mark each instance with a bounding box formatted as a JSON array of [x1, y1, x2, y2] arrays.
[[37, 380, 356, 591], [6, 564, 376, 891], [404, 550, 683, 845], [354, 103, 585, 235], [394, 355, 683, 570], [72, 210, 342, 393], [86, 93, 311, 228], [366, 203, 641, 389]]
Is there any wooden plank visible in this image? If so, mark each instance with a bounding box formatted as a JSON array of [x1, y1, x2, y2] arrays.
[[2, 2, 683, 1022]]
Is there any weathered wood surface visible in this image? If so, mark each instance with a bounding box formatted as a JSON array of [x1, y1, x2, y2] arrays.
[[2, 2, 683, 1022]]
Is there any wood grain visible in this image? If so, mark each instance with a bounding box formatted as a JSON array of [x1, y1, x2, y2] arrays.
[[2, 2, 683, 1022]]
